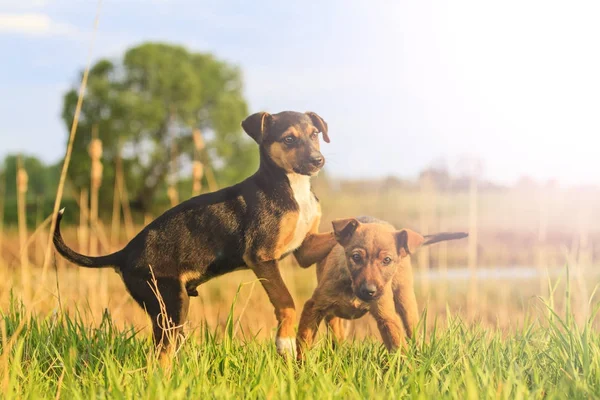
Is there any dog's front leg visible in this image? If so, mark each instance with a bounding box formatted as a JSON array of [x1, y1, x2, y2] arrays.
[[393, 264, 419, 339], [325, 316, 347, 347], [393, 282, 419, 340], [296, 297, 325, 360], [248, 259, 297, 357], [294, 231, 337, 268], [370, 290, 407, 352]]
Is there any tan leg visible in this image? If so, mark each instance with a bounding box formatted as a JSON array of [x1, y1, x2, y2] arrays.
[[394, 286, 419, 339], [249, 260, 297, 357], [392, 275, 419, 339], [296, 297, 325, 359], [370, 289, 407, 351], [326, 316, 346, 348]]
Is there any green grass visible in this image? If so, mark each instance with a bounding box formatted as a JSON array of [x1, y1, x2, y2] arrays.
[[1, 290, 600, 399]]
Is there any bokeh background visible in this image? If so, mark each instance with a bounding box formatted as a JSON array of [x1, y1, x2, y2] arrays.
[[2, 0, 600, 341]]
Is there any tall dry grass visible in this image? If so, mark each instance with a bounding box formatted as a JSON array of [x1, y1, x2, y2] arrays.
[[2, 175, 600, 342], [16, 157, 30, 304]]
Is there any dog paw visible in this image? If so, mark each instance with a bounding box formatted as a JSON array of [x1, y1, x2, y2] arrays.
[[275, 337, 297, 358]]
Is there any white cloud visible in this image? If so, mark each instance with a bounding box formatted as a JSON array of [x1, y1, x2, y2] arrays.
[[0, 13, 76, 36], [0, 0, 49, 9]]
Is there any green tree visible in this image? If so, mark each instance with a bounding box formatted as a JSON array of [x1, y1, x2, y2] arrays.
[[62, 42, 257, 216]]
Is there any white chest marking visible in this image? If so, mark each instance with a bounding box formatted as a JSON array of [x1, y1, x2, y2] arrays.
[[285, 174, 319, 253]]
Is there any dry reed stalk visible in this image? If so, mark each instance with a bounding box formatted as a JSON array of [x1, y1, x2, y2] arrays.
[[536, 186, 548, 297], [0, 171, 5, 263], [89, 129, 108, 311], [35, 196, 47, 265], [192, 161, 204, 196], [110, 152, 123, 250], [193, 126, 219, 193], [167, 111, 179, 207], [13, 212, 54, 291], [147, 264, 185, 369], [192, 127, 205, 152], [437, 211, 448, 305], [77, 188, 89, 298], [167, 186, 178, 208], [205, 164, 219, 193], [118, 168, 134, 238], [94, 220, 111, 251], [71, 189, 111, 253], [88, 127, 102, 256], [233, 280, 259, 337], [575, 211, 591, 323], [561, 240, 581, 324], [78, 188, 89, 254], [16, 156, 31, 303], [54, 367, 66, 400], [20, 215, 52, 265], [418, 172, 434, 297], [37, 0, 103, 309], [467, 173, 479, 320], [498, 288, 508, 327], [192, 128, 205, 196]]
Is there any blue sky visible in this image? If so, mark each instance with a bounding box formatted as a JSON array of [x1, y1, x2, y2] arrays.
[[1, 0, 600, 185]]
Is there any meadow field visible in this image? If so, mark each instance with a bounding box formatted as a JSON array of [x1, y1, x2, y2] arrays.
[[2, 286, 600, 399], [1, 175, 600, 398]]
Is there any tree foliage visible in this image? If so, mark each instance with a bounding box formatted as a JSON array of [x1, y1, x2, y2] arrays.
[[61, 42, 257, 215]]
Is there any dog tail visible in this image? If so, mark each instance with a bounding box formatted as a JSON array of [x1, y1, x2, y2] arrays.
[[423, 232, 468, 246], [53, 208, 123, 268]]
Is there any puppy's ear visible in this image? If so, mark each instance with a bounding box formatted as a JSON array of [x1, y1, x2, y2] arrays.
[[305, 111, 330, 143], [395, 229, 425, 258], [332, 218, 360, 245], [241, 112, 272, 144]]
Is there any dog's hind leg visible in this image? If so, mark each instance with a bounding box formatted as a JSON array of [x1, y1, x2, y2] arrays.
[[125, 275, 190, 362]]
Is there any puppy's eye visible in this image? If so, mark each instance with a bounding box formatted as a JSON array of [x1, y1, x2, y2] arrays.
[[382, 257, 392, 266], [283, 136, 296, 145], [351, 253, 362, 263], [310, 132, 318, 141]]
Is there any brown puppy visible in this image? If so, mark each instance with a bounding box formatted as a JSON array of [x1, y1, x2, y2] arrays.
[[53, 111, 338, 358], [297, 216, 467, 358]]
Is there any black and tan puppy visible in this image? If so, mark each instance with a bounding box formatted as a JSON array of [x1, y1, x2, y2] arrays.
[[53, 111, 338, 358], [296, 216, 467, 359]]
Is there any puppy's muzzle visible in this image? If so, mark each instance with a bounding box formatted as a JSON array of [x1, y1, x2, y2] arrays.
[[357, 282, 379, 301]]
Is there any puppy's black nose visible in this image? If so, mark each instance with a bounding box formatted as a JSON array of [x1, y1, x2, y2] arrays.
[[359, 283, 378, 299], [310, 154, 324, 167]]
